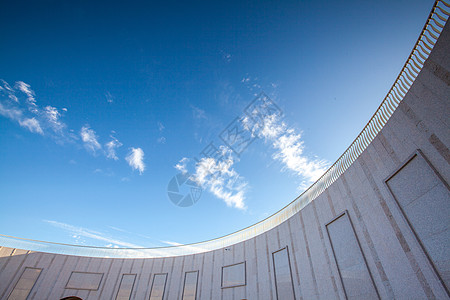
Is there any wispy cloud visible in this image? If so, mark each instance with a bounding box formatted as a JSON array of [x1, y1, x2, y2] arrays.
[[1, 80, 18, 102], [93, 168, 114, 177], [126, 147, 146, 174], [0, 80, 72, 139], [44, 220, 144, 248], [44, 105, 65, 133], [19, 117, 43, 134], [15, 81, 34, 99], [188, 147, 247, 210], [15, 81, 37, 111], [105, 135, 122, 160], [0, 96, 45, 135], [241, 76, 251, 83], [174, 157, 189, 174], [245, 113, 328, 189], [156, 122, 166, 144], [0, 79, 147, 179], [0, 102, 23, 121], [105, 91, 114, 103], [108, 226, 154, 240], [80, 125, 102, 154], [160, 240, 183, 246], [191, 105, 206, 120], [240, 75, 265, 96], [220, 50, 232, 62], [157, 121, 165, 132]]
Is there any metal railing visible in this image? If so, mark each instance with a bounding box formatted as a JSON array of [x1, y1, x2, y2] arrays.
[[1, 0, 449, 258]]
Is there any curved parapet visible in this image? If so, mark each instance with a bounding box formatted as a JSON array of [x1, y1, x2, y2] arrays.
[[0, 1, 449, 299]]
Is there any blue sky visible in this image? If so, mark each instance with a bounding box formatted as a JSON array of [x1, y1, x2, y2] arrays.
[[0, 0, 434, 248]]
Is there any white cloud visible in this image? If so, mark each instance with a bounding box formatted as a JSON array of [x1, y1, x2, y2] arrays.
[[15, 81, 35, 101], [44, 220, 143, 248], [1, 80, 72, 140], [80, 125, 102, 154], [93, 168, 114, 177], [0, 80, 18, 103], [108, 226, 127, 233], [157, 121, 165, 132], [105, 91, 114, 103], [192, 147, 247, 210], [1, 80, 13, 92], [161, 240, 183, 246], [126, 147, 145, 174], [250, 114, 329, 189], [15, 81, 38, 113], [155, 122, 167, 143], [19, 118, 43, 134], [0, 102, 44, 135], [0, 79, 151, 178], [174, 157, 189, 174], [0, 102, 22, 120], [191, 105, 206, 120], [174, 148, 248, 210], [108, 226, 154, 241], [273, 130, 328, 182], [44, 106, 65, 133], [222, 52, 232, 62], [9, 94, 19, 103], [105, 135, 122, 160]]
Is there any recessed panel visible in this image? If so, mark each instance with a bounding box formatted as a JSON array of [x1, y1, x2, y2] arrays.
[[326, 212, 378, 300], [149, 273, 167, 300], [65, 271, 103, 290], [386, 152, 450, 290], [182, 271, 198, 300], [272, 247, 295, 300], [8, 267, 41, 300], [116, 274, 136, 300], [222, 262, 246, 288]]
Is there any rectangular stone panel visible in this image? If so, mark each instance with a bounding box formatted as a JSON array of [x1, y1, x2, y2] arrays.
[[182, 271, 198, 300], [65, 271, 103, 290], [386, 151, 450, 291], [222, 261, 246, 288], [149, 273, 167, 300], [115, 274, 136, 300], [326, 212, 379, 300], [8, 267, 41, 300], [272, 247, 295, 300]]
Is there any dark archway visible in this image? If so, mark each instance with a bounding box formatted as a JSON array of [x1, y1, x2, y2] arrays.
[[61, 297, 83, 300]]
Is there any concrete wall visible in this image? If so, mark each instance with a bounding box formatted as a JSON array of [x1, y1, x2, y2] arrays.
[[1, 16, 449, 300]]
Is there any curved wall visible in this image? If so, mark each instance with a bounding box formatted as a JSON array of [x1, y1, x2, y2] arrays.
[[1, 7, 449, 300]]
